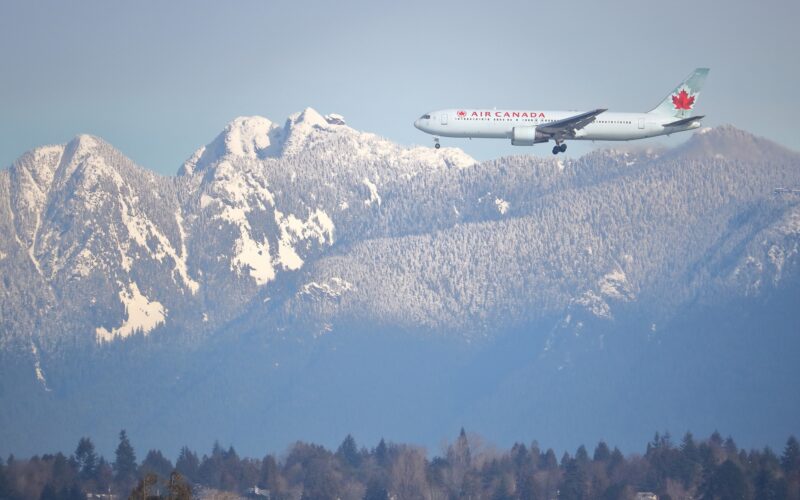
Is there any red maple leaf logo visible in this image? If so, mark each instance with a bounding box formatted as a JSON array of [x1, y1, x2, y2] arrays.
[[457, 110, 467, 117], [672, 89, 695, 110]]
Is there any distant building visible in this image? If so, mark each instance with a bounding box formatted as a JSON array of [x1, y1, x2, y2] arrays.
[[245, 486, 270, 498], [635, 493, 658, 500]]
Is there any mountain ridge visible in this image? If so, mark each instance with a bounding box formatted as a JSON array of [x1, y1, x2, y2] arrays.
[[1, 112, 798, 458]]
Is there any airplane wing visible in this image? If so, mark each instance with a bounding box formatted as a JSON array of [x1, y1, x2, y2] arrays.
[[663, 115, 705, 127], [537, 108, 607, 137]]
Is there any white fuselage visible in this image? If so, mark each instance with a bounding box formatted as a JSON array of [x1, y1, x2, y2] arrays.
[[414, 109, 701, 143]]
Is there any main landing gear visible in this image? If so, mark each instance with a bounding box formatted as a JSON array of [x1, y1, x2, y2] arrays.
[[434, 138, 441, 149], [552, 142, 567, 155]]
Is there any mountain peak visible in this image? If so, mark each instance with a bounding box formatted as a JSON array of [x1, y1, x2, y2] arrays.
[[179, 109, 350, 176], [222, 116, 278, 157], [673, 125, 796, 162], [180, 116, 282, 175], [67, 134, 102, 155], [286, 107, 329, 129]]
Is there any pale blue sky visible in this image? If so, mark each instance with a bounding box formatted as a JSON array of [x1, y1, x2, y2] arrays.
[[1, 0, 798, 174]]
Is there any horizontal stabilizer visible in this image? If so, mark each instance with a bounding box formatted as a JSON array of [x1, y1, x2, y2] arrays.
[[663, 115, 705, 127]]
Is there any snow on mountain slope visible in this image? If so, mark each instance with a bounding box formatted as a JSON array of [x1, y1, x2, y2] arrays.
[[95, 281, 166, 342], [0, 108, 480, 353], [180, 116, 284, 176], [277, 127, 800, 336], [1, 120, 800, 461], [1, 121, 798, 357], [175, 108, 475, 311]]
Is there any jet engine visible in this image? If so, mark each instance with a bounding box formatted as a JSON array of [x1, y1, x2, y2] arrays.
[[511, 126, 546, 146]]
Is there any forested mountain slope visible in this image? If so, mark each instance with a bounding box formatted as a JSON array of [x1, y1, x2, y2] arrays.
[[1, 112, 797, 457]]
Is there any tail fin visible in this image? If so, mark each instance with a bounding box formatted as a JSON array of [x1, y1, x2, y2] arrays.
[[648, 68, 709, 118]]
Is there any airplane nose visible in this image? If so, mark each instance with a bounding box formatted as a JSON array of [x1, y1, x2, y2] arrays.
[[414, 119, 420, 130]]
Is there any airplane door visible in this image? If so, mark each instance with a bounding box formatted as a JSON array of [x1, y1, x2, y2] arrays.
[[441, 113, 448, 125], [638, 118, 645, 129]]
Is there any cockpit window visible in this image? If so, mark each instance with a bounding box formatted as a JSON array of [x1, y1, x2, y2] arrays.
[[420, 114, 431, 119]]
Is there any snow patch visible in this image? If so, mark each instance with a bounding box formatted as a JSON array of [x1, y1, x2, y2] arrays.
[[232, 230, 275, 285], [768, 245, 785, 278], [96, 282, 166, 343], [299, 277, 353, 298], [494, 198, 509, 215], [200, 156, 335, 284], [598, 269, 635, 301], [574, 290, 612, 319], [174, 211, 200, 294], [275, 209, 335, 271], [30, 343, 52, 392], [363, 177, 381, 206], [116, 191, 199, 293], [698, 127, 712, 135]]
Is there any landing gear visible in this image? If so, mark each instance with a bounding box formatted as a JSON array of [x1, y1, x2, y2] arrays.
[[552, 142, 568, 155], [434, 138, 441, 149]]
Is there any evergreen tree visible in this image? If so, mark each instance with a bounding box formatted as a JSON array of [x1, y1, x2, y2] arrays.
[[113, 430, 137, 493], [258, 455, 279, 492], [64, 483, 86, 500], [701, 459, 748, 500], [575, 445, 590, 466], [593, 441, 611, 463], [542, 449, 558, 470], [0, 458, 14, 500], [678, 432, 701, 488], [175, 447, 199, 484], [454, 428, 471, 467], [608, 447, 625, 478], [139, 449, 173, 480], [561, 459, 587, 500], [39, 483, 59, 500], [73, 437, 98, 481], [374, 438, 389, 467], [517, 468, 538, 500], [336, 434, 361, 468], [94, 458, 114, 494], [680, 432, 699, 461], [782, 436, 800, 474], [754, 466, 786, 500], [363, 478, 390, 500], [723, 436, 738, 458], [51, 453, 74, 491]]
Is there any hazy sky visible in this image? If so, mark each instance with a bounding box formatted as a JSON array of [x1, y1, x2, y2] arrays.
[[1, 0, 798, 175]]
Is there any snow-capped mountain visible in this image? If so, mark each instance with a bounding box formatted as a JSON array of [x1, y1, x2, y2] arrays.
[[1, 112, 798, 458]]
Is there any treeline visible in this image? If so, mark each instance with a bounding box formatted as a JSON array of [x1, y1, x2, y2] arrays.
[[1, 430, 799, 499]]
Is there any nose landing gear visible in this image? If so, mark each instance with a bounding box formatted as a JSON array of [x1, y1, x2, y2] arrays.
[[552, 142, 567, 155], [434, 138, 441, 149]]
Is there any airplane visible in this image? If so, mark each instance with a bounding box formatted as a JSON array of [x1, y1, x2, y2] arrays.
[[414, 68, 709, 155]]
